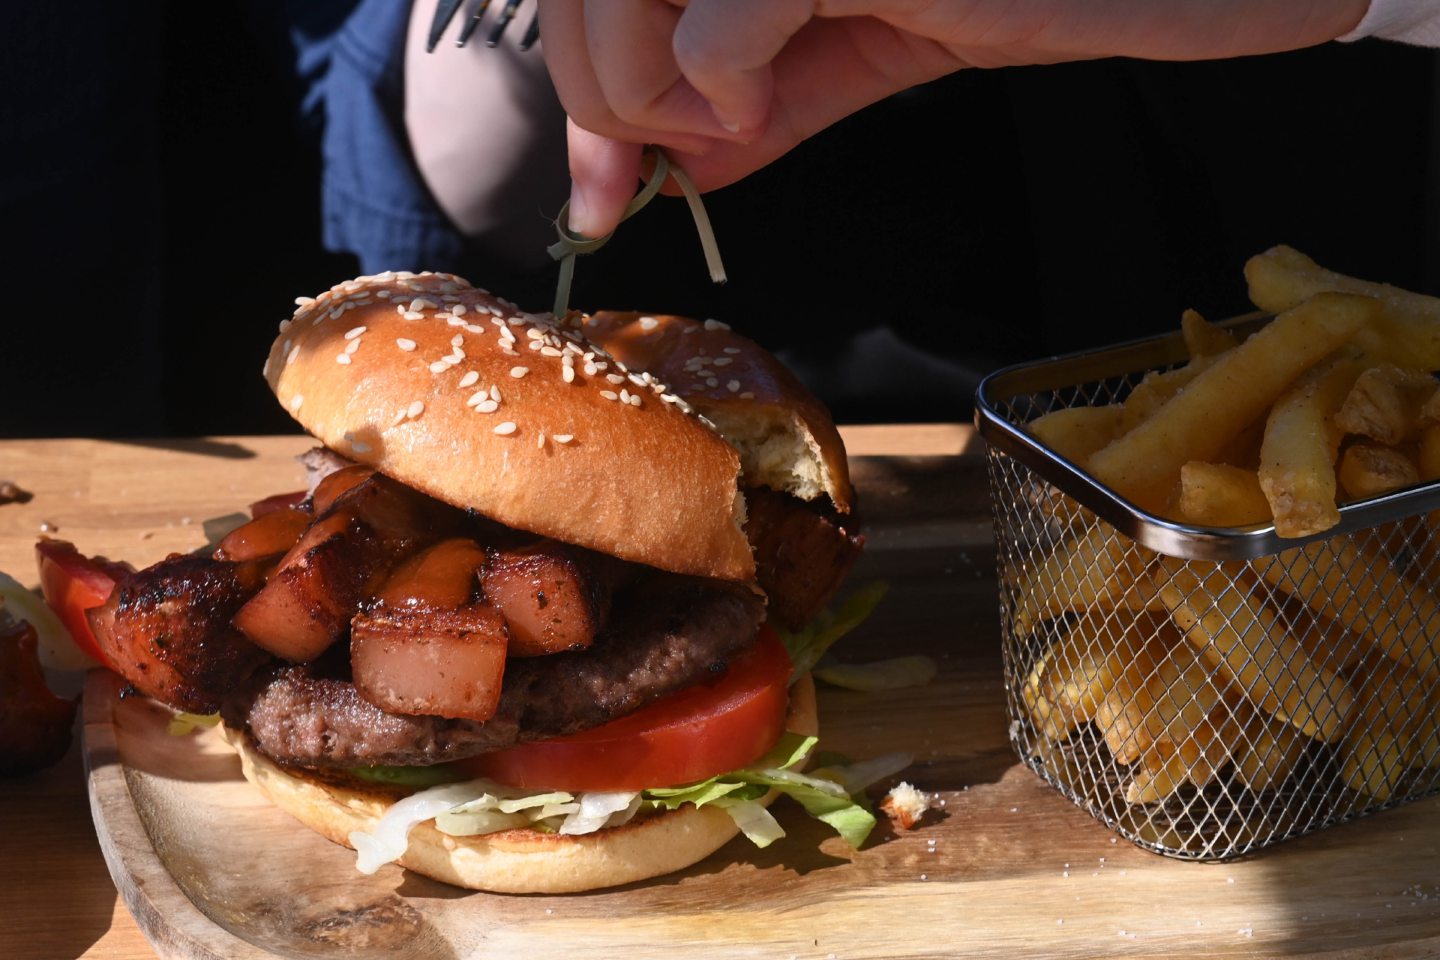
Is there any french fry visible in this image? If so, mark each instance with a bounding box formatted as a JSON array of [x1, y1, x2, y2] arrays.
[[1337, 654, 1436, 801], [1135, 639, 1229, 750], [1088, 293, 1376, 513], [1022, 611, 1170, 744], [1177, 462, 1270, 527], [1154, 557, 1354, 742], [1258, 355, 1363, 537], [1245, 245, 1440, 369], [1118, 364, 1206, 435], [1334, 364, 1434, 445], [1337, 442, 1420, 501], [1011, 524, 1153, 635], [1181, 308, 1240, 360], [1026, 405, 1125, 464], [1124, 705, 1240, 804], [1232, 701, 1312, 793], [1253, 538, 1440, 682]]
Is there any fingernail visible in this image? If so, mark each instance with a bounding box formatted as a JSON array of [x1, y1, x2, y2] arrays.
[[566, 183, 591, 237]]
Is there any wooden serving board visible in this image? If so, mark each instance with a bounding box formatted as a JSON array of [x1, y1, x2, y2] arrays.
[[6, 433, 1439, 958]]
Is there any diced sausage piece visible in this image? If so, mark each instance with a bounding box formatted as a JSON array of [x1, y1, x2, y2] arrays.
[[310, 464, 374, 515], [214, 507, 313, 563], [0, 618, 76, 776], [743, 487, 864, 631], [374, 538, 488, 610], [482, 541, 613, 657], [91, 554, 272, 713], [351, 604, 509, 721], [233, 473, 465, 662]]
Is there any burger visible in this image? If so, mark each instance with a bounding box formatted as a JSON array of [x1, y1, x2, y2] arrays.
[[66, 271, 875, 893]]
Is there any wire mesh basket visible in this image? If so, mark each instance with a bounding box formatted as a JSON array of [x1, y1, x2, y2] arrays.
[[975, 317, 1440, 859]]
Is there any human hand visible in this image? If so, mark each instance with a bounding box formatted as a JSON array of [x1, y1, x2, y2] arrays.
[[540, 0, 1368, 237]]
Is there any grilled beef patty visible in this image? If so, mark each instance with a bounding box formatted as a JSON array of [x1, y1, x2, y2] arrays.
[[222, 576, 764, 769]]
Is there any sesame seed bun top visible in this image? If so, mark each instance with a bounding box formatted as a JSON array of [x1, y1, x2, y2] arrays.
[[583, 312, 854, 515], [263, 272, 753, 582]]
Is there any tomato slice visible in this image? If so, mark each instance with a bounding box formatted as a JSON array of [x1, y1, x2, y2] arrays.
[[459, 626, 793, 792], [35, 540, 130, 669]]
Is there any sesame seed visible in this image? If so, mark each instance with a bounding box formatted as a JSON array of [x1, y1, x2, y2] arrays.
[[628, 394, 642, 407], [377, 290, 392, 299], [429, 361, 449, 374], [396, 304, 407, 315], [445, 315, 465, 326], [452, 304, 468, 316], [409, 298, 437, 313], [467, 391, 488, 407], [723, 347, 742, 354], [662, 394, 680, 403], [345, 338, 361, 355], [600, 390, 619, 401], [607, 373, 626, 385], [539, 346, 561, 358], [344, 325, 367, 340], [494, 421, 517, 436], [639, 316, 659, 331], [704, 319, 731, 331], [620, 388, 632, 404], [526, 328, 545, 341], [499, 326, 516, 344], [705, 378, 719, 387], [728, 380, 741, 392], [294, 296, 315, 306], [713, 357, 733, 367], [510, 366, 529, 379], [739, 391, 755, 399], [451, 334, 464, 347], [490, 385, 502, 402], [537, 432, 546, 448], [554, 434, 574, 444], [458, 371, 480, 388], [279, 318, 292, 334], [407, 400, 425, 419], [528, 340, 543, 352], [351, 440, 371, 454], [336, 354, 352, 365], [447, 349, 465, 362], [288, 345, 301, 364], [289, 394, 303, 412], [328, 307, 344, 320], [396, 338, 417, 351], [583, 363, 598, 376], [463, 323, 485, 334], [476, 399, 499, 413], [403, 311, 424, 321], [562, 365, 575, 383]]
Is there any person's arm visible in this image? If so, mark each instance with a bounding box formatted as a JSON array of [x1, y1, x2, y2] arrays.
[[542, 0, 1371, 238]]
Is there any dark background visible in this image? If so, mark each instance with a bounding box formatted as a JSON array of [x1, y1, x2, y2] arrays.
[[4, 1, 1438, 437]]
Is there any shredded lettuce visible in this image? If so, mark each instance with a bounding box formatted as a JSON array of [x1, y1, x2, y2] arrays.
[[166, 711, 221, 737], [776, 581, 889, 683], [815, 655, 938, 691], [350, 782, 483, 874]]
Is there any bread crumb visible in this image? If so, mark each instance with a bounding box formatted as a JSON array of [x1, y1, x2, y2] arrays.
[[880, 781, 933, 829]]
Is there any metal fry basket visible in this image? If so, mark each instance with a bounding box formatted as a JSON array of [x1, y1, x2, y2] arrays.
[[975, 317, 1440, 859]]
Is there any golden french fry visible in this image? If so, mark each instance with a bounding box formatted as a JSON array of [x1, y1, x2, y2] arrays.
[[1155, 558, 1354, 742], [1232, 700, 1312, 793], [1245, 245, 1440, 369], [1334, 364, 1434, 445], [1140, 641, 1229, 750], [1254, 538, 1440, 683], [1181, 308, 1240, 360], [1124, 704, 1239, 804], [1417, 423, 1440, 481], [1118, 364, 1205, 435], [1095, 627, 1176, 763], [1010, 524, 1153, 635], [1026, 405, 1125, 464], [1337, 442, 1420, 501], [1177, 462, 1271, 527], [1258, 356, 1363, 537], [1088, 293, 1376, 514], [1336, 654, 1435, 801]]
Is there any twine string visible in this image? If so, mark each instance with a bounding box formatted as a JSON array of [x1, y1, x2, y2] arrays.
[[548, 146, 727, 318]]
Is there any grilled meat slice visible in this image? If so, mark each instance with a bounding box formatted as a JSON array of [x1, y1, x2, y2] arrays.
[[91, 553, 272, 714], [351, 603, 509, 721], [743, 486, 863, 631]]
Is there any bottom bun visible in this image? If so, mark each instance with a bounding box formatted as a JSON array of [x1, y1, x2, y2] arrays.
[[221, 672, 817, 894]]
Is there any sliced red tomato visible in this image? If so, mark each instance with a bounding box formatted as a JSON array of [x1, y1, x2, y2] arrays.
[[35, 539, 131, 669], [459, 626, 792, 792]]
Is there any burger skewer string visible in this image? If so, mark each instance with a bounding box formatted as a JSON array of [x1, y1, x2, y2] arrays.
[[547, 146, 727, 318]]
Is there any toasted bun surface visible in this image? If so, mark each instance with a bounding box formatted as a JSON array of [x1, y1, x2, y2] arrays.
[[265, 273, 752, 582], [584, 312, 853, 514], [221, 673, 817, 894]]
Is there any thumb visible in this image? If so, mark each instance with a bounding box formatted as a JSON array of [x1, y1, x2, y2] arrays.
[[565, 121, 646, 239]]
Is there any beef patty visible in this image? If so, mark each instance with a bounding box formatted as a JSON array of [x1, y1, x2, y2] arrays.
[[222, 575, 764, 769]]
